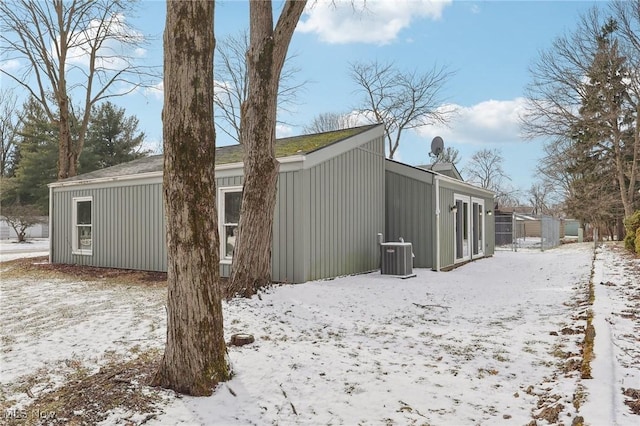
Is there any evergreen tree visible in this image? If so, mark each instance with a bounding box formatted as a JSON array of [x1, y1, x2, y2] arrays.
[[6, 99, 149, 214], [80, 102, 149, 173], [11, 98, 59, 213], [567, 19, 633, 232]]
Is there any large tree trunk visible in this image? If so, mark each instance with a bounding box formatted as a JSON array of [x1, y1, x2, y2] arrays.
[[57, 95, 74, 180], [152, 0, 229, 396], [228, 0, 306, 298]]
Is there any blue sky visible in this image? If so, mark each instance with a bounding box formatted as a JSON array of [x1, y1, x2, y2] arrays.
[[3, 0, 604, 195]]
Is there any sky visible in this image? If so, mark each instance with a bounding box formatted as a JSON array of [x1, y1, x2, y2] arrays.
[[1, 0, 606, 196]]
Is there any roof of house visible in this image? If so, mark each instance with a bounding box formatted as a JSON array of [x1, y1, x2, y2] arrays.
[[385, 158, 495, 197], [416, 162, 463, 180], [57, 124, 380, 183]]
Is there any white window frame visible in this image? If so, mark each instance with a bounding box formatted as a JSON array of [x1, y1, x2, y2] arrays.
[[72, 196, 93, 256], [471, 197, 485, 258], [218, 186, 243, 264]]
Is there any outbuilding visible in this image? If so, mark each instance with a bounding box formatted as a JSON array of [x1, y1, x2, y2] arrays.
[[48, 124, 494, 282]]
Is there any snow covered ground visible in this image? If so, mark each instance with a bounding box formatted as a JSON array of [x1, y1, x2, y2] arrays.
[[0, 238, 49, 262], [1, 242, 638, 425]]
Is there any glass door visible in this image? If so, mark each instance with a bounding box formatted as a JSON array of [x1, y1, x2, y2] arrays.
[[454, 196, 470, 262], [472, 198, 485, 258]]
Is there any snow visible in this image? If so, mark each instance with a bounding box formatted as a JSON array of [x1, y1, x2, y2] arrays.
[[0, 238, 49, 262], [581, 245, 640, 425], [1, 242, 638, 425]]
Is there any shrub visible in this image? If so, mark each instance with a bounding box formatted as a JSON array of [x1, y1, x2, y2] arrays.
[[636, 227, 640, 255], [624, 210, 640, 253]]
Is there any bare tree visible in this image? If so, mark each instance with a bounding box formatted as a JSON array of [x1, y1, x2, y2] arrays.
[[349, 60, 454, 159], [304, 112, 361, 134], [429, 146, 460, 166], [463, 148, 518, 206], [214, 29, 306, 143], [228, 0, 307, 298], [152, 0, 229, 395], [611, 0, 640, 216], [0, 0, 158, 179], [463, 148, 509, 190], [522, 5, 638, 218], [0, 89, 22, 177], [528, 182, 554, 216]]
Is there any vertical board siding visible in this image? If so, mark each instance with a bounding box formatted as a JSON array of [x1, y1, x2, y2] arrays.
[[384, 171, 433, 268], [438, 185, 496, 269], [439, 186, 456, 268], [270, 170, 304, 283], [52, 183, 167, 271], [52, 133, 386, 283], [307, 136, 385, 281]]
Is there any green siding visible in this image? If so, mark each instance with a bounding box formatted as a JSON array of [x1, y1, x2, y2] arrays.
[[385, 171, 434, 268], [438, 182, 495, 268], [52, 183, 166, 271], [306, 137, 385, 281], [384, 160, 495, 271], [438, 186, 456, 268], [272, 170, 305, 283], [50, 128, 386, 283]]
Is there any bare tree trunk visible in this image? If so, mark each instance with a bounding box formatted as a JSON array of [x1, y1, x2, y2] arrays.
[[57, 95, 74, 180], [228, 0, 306, 298], [152, 0, 229, 396]]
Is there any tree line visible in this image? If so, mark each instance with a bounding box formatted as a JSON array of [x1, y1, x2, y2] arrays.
[[522, 0, 640, 240], [0, 94, 149, 216]]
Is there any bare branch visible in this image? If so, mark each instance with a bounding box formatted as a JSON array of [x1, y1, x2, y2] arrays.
[[349, 60, 454, 158], [0, 0, 160, 179]]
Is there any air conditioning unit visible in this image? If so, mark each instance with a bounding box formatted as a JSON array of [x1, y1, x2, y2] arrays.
[[380, 241, 415, 278]]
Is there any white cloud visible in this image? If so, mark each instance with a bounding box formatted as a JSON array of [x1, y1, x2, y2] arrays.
[[0, 59, 20, 72], [145, 81, 164, 100], [417, 98, 528, 146], [276, 124, 295, 138], [298, 0, 452, 45], [64, 13, 145, 71]]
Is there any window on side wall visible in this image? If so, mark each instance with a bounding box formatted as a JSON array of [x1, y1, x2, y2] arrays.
[[219, 187, 242, 261], [72, 196, 93, 255]]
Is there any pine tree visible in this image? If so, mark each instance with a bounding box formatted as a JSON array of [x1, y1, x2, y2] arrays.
[[80, 102, 149, 173], [567, 19, 633, 231]]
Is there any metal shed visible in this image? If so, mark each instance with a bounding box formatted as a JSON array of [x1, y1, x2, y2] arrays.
[[384, 159, 495, 270], [48, 124, 385, 283]]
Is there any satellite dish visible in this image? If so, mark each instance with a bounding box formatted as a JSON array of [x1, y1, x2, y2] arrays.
[[431, 136, 444, 157]]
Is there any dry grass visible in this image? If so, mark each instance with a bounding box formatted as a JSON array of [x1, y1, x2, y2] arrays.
[[0, 256, 167, 287], [4, 350, 164, 426]]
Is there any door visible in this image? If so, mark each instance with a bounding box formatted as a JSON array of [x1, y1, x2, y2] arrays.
[[472, 198, 485, 257], [455, 195, 485, 262], [454, 195, 470, 262]]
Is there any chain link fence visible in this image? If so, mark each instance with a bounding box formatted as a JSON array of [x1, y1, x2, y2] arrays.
[[495, 213, 561, 251]]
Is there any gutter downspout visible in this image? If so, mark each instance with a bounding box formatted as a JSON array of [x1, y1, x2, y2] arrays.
[[435, 175, 441, 272], [48, 185, 53, 263]]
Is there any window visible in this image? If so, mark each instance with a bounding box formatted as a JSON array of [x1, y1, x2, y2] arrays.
[[219, 187, 242, 261], [72, 196, 93, 255]]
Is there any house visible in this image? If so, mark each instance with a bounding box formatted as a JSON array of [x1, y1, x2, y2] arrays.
[[386, 160, 495, 270], [48, 124, 495, 282]]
